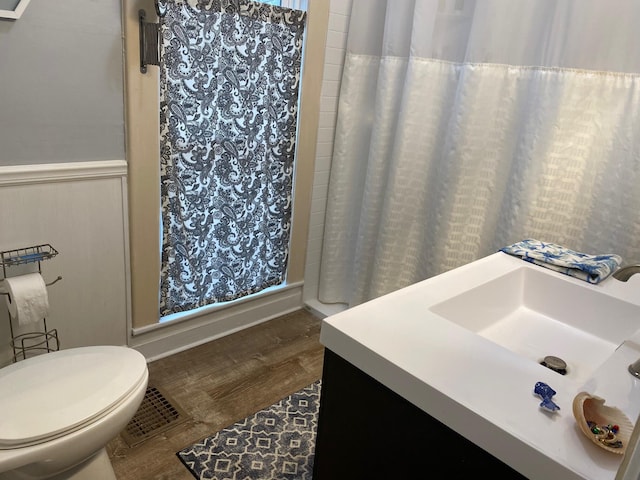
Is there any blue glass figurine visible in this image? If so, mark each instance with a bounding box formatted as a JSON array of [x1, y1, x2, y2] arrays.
[[534, 382, 560, 412]]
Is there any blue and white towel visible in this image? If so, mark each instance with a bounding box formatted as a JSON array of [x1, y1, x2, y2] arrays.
[[500, 239, 622, 284]]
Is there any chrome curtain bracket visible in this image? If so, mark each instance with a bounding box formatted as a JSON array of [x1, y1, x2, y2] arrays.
[[155, 0, 167, 18], [139, 9, 160, 74]]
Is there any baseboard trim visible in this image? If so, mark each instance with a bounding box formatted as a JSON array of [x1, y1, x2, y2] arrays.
[[0, 160, 127, 186], [129, 284, 305, 362], [304, 299, 348, 319]]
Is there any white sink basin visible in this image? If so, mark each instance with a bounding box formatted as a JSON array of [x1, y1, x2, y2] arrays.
[[430, 267, 640, 383], [321, 253, 640, 479]]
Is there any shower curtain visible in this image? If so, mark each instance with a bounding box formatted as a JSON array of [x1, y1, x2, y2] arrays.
[[319, 0, 640, 307], [158, 0, 306, 316]]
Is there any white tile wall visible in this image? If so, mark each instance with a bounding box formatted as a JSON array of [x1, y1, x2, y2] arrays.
[[303, 0, 352, 314]]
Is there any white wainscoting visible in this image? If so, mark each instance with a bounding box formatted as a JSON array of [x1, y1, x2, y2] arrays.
[[0, 160, 307, 365], [0, 160, 130, 366]]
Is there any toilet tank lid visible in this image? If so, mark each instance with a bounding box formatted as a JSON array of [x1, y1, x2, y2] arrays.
[[0, 346, 148, 448]]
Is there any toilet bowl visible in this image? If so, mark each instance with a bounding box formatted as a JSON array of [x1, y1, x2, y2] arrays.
[[0, 346, 148, 480]]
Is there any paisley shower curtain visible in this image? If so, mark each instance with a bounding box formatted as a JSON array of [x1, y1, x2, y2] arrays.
[[319, 0, 640, 307], [159, 0, 306, 316]]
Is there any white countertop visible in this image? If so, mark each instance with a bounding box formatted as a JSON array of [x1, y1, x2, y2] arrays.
[[320, 252, 640, 480]]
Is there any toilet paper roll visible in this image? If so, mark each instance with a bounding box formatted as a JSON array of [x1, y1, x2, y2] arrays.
[[4, 273, 50, 327]]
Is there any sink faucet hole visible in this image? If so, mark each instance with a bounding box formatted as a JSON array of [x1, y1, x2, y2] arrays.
[[540, 355, 568, 375]]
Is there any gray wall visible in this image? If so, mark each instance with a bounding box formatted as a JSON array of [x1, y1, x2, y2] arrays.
[[0, 0, 124, 165]]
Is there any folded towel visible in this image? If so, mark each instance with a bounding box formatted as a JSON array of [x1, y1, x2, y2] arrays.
[[500, 239, 621, 284]]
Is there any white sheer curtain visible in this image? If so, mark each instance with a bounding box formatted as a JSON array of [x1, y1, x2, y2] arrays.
[[319, 0, 640, 307]]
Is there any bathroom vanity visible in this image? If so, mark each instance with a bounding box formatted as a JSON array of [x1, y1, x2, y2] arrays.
[[313, 253, 640, 479], [313, 349, 526, 478]]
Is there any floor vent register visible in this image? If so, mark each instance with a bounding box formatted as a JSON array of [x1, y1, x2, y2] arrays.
[[121, 385, 189, 447]]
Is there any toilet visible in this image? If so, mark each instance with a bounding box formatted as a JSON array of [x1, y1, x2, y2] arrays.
[[0, 346, 148, 480]]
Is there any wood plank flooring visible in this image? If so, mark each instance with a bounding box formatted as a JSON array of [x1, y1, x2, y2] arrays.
[[107, 309, 324, 480]]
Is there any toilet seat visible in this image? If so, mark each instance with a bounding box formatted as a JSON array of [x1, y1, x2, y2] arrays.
[[0, 346, 147, 449]]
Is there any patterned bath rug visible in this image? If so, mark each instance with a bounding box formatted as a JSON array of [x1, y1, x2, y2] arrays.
[[177, 381, 321, 480]]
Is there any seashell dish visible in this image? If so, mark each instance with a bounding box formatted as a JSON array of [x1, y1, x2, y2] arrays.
[[572, 392, 634, 455]]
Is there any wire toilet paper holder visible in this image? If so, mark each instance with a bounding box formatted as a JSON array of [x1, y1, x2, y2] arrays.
[[0, 244, 61, 362]]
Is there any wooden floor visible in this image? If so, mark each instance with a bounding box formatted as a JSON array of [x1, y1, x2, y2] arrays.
[[107, 309, 324, 480]]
